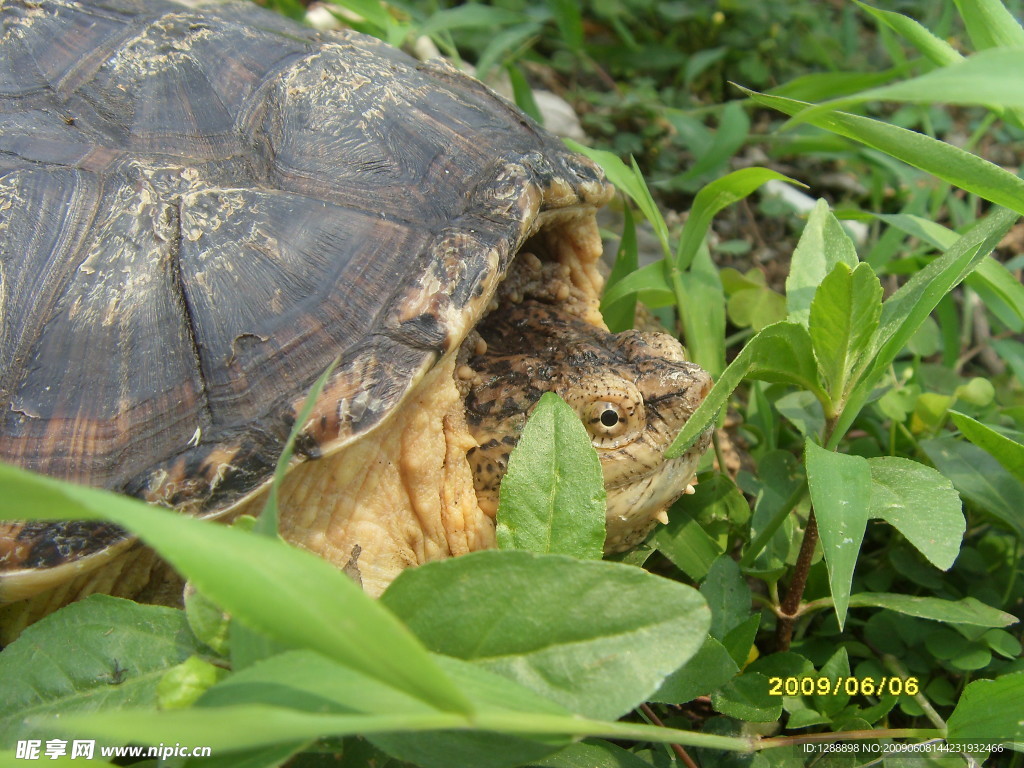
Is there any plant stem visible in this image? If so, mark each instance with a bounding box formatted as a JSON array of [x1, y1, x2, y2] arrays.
[[774, 510, 818, 651], [640, 703, 700, 768]]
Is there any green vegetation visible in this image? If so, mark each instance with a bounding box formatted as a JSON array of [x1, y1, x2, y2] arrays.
[[2, 0, 1024, 766]]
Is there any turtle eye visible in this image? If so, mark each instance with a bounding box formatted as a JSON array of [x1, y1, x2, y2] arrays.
[[584, 399, 640, 448]]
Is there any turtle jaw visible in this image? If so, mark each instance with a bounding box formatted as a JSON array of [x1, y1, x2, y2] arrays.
[[602, 426, 712, 553]]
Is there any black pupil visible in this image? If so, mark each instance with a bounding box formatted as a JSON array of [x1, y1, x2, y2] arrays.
[[600, 409, 619, 428]]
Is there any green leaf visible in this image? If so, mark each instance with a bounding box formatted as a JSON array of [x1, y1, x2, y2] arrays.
[[601, 206, 639, 333], [507, 63, 542, 124], [954, 0, 1024, 50], [680, 244, 727, 375], [921, 437, 1024, 538], [833, 207, 1017, 446], [666, 322, 825, 458], [496, 393, 605, 559], [787, 199, 860, 327], [798, 49, 1024, 117], [847, 594, 1016, 627], [547, 0, 583, 52], [809, 262, 883, 403], [867, 457, 964, 571], [157, 656, 222, 710], [950, 412, 1024, 484], [0, 463, 473, 716], [0, 595, 201, 746], [805, 441, 872, 629], [711, 673, 782, 723], [599, 259, 674, 310], [529, 740, 656, 768], [565, 141, 670, 255], [854, 2, 963, 67], [676, 168, 801, 272], [813, 647, 851, 717], [700, 556, 753, 641], [652, 502, 723, 581], [259, 358, 338, 537], [418, 5, 525, 38], [947, 673, 1024, 746], [381, 550, 709, 721], [198, 650, 568, 768], [741, 87, 1024, 217], [38, 704, 750, 756], [651, 635, 738, 704]]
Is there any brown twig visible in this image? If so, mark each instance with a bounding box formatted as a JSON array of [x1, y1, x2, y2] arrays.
[[640, 703, 701, 768]]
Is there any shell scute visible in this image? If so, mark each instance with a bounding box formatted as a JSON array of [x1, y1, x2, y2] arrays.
[[0, 0, 612, 592]]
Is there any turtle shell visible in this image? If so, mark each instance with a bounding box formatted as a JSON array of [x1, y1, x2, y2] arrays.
[[0, 0, 612, 596]]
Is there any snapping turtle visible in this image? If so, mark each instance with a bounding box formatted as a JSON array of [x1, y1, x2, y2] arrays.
[[0, 0, 712, 634]]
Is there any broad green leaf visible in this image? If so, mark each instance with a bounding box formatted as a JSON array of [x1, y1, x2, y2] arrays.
[[948, 673, 1024, 746], [651, 635, 738, 704], [745, 451, 805, 570], [833, 207, 1017, 446], [199, 651, 568, 768], [666, 322, 825, 458], [954, 0, 1024, 50], [787, 199, 860, 327], [701, 556, 753, 641], [809, 262, 883, 402], [529, 740, 656, 768], [652, 504, 723, 581], [0, 595, 201, 746], [711, 673, 782, 723], [921, 437, 1024, 538], [496, 392, 605, 559], [805, 440, 872, 629], [676, 168, 801, 271], [600, 206, 639, 332], [867, 456, 964, 570], [157, 656, 222, 710], [721, 614, 761, 670], [0, 463, 472, 716], [373, 655, 572, 768], [741, 88, 1024, 217], [847, 594, 1016, 627], [381, 550, 709, 721], [950, 411, 1024, 484], [854, 2, 963, 67], [813, 648, 851, 717]]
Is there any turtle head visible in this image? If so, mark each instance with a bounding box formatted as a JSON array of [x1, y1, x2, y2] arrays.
[[462, 300, 713, 552], [559, 328, 713, 552]]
